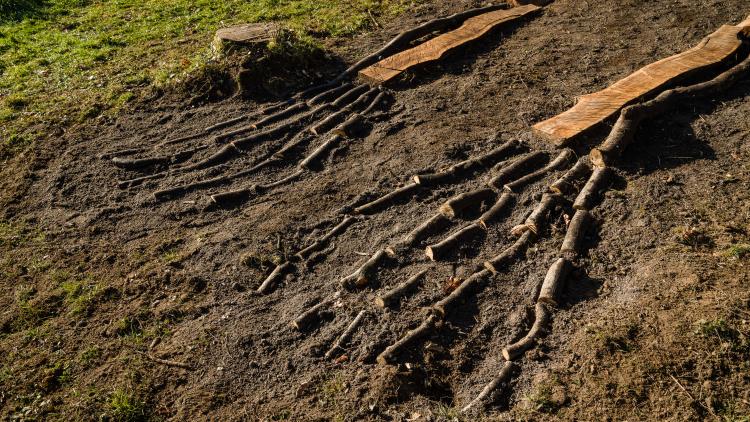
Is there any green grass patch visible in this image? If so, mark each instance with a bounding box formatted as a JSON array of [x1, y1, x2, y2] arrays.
[[0, 0, 421, 157], [724, 243, 750, 259], [108, 388, 148, 422]]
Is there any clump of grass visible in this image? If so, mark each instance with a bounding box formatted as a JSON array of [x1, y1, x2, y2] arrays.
[[724, 243, 750, 259], [108, 389, 147, 422]]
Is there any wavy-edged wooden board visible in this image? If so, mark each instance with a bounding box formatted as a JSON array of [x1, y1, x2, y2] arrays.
[[534, 16, 750, 146], [358, 5, 541, 84]]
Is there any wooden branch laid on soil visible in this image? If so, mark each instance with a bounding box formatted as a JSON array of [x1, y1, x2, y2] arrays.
[[352, 183, 421, 215], [399, 213, 452, 248], [502, 302, 551, 360], [325, 310, 367, 359], [484, 230, 533, 273], [461, 361, 519, 413], [257, 262, 295, 294], [359, 5, 541, 84], [425, 223, 484, 261], [111, 156, 170, 170], [572, 167, 610, 210], [439, 188, 496, 218], [376, 314, 438, 365], [292, 300, 332, 331], [331, 114, 365, 137], [590, 52, 750, 167], [549, 157, 591, 195], [340, 249, 394, 289], [333, 4, 508, 82], [503, 148, 575, 193], [307, 82, 353, 106], [299, 135, 342, 169], [487, 151, 548, 189], [296, 216, 358, 260], [431, 270, 491, 318], [413, 140, 520, 186], [478, 192, 515, 228], [560, 210, 591, 256], [533, 16, 750, 145], [375, 269, 427, 308], [511, 193, 559, 236], [537, 257, 572, 306]]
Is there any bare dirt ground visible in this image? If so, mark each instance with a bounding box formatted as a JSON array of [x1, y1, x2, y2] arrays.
[[2, 0, 750, 420]]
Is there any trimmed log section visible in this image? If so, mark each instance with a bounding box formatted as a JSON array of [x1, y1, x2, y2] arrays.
[[352, 183, 421, 215], [307, 82, 353, 106], [487, 151, 548, 189], [573, 167, 611, 210], [590, 52, 750, 167], [549, 157, 591, 195], [376, 314, 438, 365], [296, 216, 357, 260], [292, 300, 332, 331], [340, 249, 394, 289], [511, 193, 559, 236], [257, 262, 294, 294], [325, 310, 367, 359], [478, 192, 515, 228], [484, 230, 533, 274], [112, 156, 170, 170], [375, 270, 427, 308], [440, 188, 495, 218], [399, 213, 451, 248], [333, 4, 508, 82], [299, 135, 342, 169], [425, 223, 484, 261], [537, 257, 572, 306], [502, 303, 551, 360], [461, 361, 519, 413], [414, 140, 520, 186], [560, 210, 591, 256], [533, 17, 750, 145], [432, 270, 491, 318], [503, 149, 575, 193], [331, 114, 364, 137], [359, 5, 541, 84]]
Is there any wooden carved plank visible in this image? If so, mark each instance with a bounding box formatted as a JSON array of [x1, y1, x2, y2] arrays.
[[533, 16, 750, 146], [358, 5, 541, 84]]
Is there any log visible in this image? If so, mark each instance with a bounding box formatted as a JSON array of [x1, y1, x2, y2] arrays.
[[590, 52, 750, 167], [572, 167, 610, 210], [209, 184, 258, 205], [340, 249, 393, 289], [549, 157, 591, 195], [461, 361, 519, 413], [358, 5, 541, 84], [399, 213, 451, 248], [179, 144, 239, 172], [307, 82, 353, 106], [375, 269, 427, 308], [331, 114, 364, 137], [257, 262, 295, 294], [413, 140, 519, 186], [537, 257, 571, 306], [292, 300, 331, 331], [376, 314, 438, 365], [111, 156, 170, 170], [425, 223, 484, 261], [361, 91, 388, 115], [118, 171, 167, 189], [533, 17, 750, 145], [512, 193, 558, 236], [299, 135, 343, 169], [560, 210, 591, 256], [487, 151, 547, 189], [325, 310, 367, 360], [333, 4, 509, 82], [296, 216, 357, 260], [439, 188, 496, 218], [503, 148, 575, 193], [259, 168, 304, 190], [251, 102, 310, 130], [352, 183, 421, 215], [502, 303, 551, 360], [431, 269, 491, 318], [331, 84, 370, 108], [477, 192, 515, 228], [484, 230, 533, 274]]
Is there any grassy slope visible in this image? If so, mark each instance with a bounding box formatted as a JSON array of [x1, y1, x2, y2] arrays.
[[0, 0, 414, 161]]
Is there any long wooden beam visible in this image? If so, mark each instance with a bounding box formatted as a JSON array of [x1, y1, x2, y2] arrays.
[[533, 16, 750, 146], [358, 5, 541, 84]]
